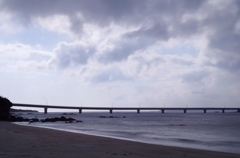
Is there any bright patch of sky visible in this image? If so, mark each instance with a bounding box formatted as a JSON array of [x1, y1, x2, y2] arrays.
[[0, 26, 70, 51]]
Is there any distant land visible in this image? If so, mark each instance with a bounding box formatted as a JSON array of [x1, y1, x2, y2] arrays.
[[10, 108, 38, 113]]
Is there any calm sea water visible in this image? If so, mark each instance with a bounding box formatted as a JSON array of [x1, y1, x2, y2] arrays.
[[15, 111, 240, 154]]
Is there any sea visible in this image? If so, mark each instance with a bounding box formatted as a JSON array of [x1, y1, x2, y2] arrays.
[[14, 111, 240, 154]]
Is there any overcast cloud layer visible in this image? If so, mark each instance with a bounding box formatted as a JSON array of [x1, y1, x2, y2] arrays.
[[0, 0, 240, 109]]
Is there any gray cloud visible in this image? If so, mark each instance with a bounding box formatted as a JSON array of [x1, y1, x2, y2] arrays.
[[1, 0, 240, 73], [1, 0, 206, 35], [91, 66, 132, 83], [182, 70, 210, 84], [69, 15, 84, 36], [99, 39, 151, 63], [133, 56, 165, 74], [171, 58, 194, 66], [134, 56, 165, 67], [202, 1, 240, 72], [0, 0, 145, 28], [206, 59, 240, 73], [123, 24, 170, 41], [52, 42, 95, 69], [205, 3, 240, 55]]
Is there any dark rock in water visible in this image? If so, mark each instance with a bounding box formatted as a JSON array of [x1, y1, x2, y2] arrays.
[[41, 116, 76, 123], [29, 118, 39, 124], [99, 116, 121, 118], [66, 120, 82, 123], [123, 116, 126, 118], [10, 115, 30, 122]]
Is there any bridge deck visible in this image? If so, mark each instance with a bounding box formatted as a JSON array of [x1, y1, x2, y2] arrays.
[[12, 103, 240, 114]]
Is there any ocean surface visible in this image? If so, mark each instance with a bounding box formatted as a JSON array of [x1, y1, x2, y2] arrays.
[[15, 111, 240, 154]]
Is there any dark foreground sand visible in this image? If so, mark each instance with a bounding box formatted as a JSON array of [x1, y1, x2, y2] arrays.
[[0, 122, 240, 158]]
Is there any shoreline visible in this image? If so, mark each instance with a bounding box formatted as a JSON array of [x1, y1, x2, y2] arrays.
[[1, 122, 240, 158], [14, 121, 240, 155]]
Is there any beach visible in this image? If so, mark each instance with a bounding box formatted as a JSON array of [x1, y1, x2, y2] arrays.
[[0, 122, 240, 158]]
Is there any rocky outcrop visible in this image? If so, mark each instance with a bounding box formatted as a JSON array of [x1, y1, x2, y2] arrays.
[[29, 118, 40, 123], [40, 116, 82, 123], [0, 96, 82, 123], [10, 115, 30, 122], [0, 96, 12, 121], [9, 115, 82, 124], [41, 116, 75, 122]]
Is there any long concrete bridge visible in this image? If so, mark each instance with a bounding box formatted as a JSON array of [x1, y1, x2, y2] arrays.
[[12, 103, 240, 114]]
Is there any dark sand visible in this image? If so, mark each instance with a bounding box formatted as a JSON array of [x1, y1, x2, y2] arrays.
[[0, 122, 240, 158]]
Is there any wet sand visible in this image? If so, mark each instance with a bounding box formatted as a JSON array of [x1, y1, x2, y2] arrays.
[[0, 122, 240, 158]]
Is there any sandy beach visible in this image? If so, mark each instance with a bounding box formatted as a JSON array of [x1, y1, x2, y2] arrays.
[[0, 122, 240, 158]]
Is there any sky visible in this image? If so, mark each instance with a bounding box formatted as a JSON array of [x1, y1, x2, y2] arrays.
[[0, 0, 240, 109]]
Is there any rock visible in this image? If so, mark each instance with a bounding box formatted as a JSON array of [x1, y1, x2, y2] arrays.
[[10, 115, 30, 122], [0, 96, 12, 121], [29, 118, 39, 124], [0, 96, 32, 122], [99, 116, 120, 118], [41, 116, 76, 123], [65, 120, 83, 123]]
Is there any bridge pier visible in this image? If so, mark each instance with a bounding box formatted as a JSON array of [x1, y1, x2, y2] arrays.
[[137, 109, 140, 113], [44, 107, 48, 114], [161, 109, 165, 113], [204, 109, 207, 113], [222, 109, 225, 113], [184, 109, 187, 113], [110, 109, 113, 113], [79, 109, 82, 114]]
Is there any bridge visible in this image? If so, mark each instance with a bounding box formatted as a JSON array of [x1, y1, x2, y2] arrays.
[[12, 103, 240, 114]]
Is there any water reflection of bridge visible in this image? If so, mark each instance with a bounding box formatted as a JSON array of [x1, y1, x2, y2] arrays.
[[13, 103, 240, 114]]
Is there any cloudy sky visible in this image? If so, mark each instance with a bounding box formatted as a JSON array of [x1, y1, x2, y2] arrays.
[[0, 0, 240, 109]]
